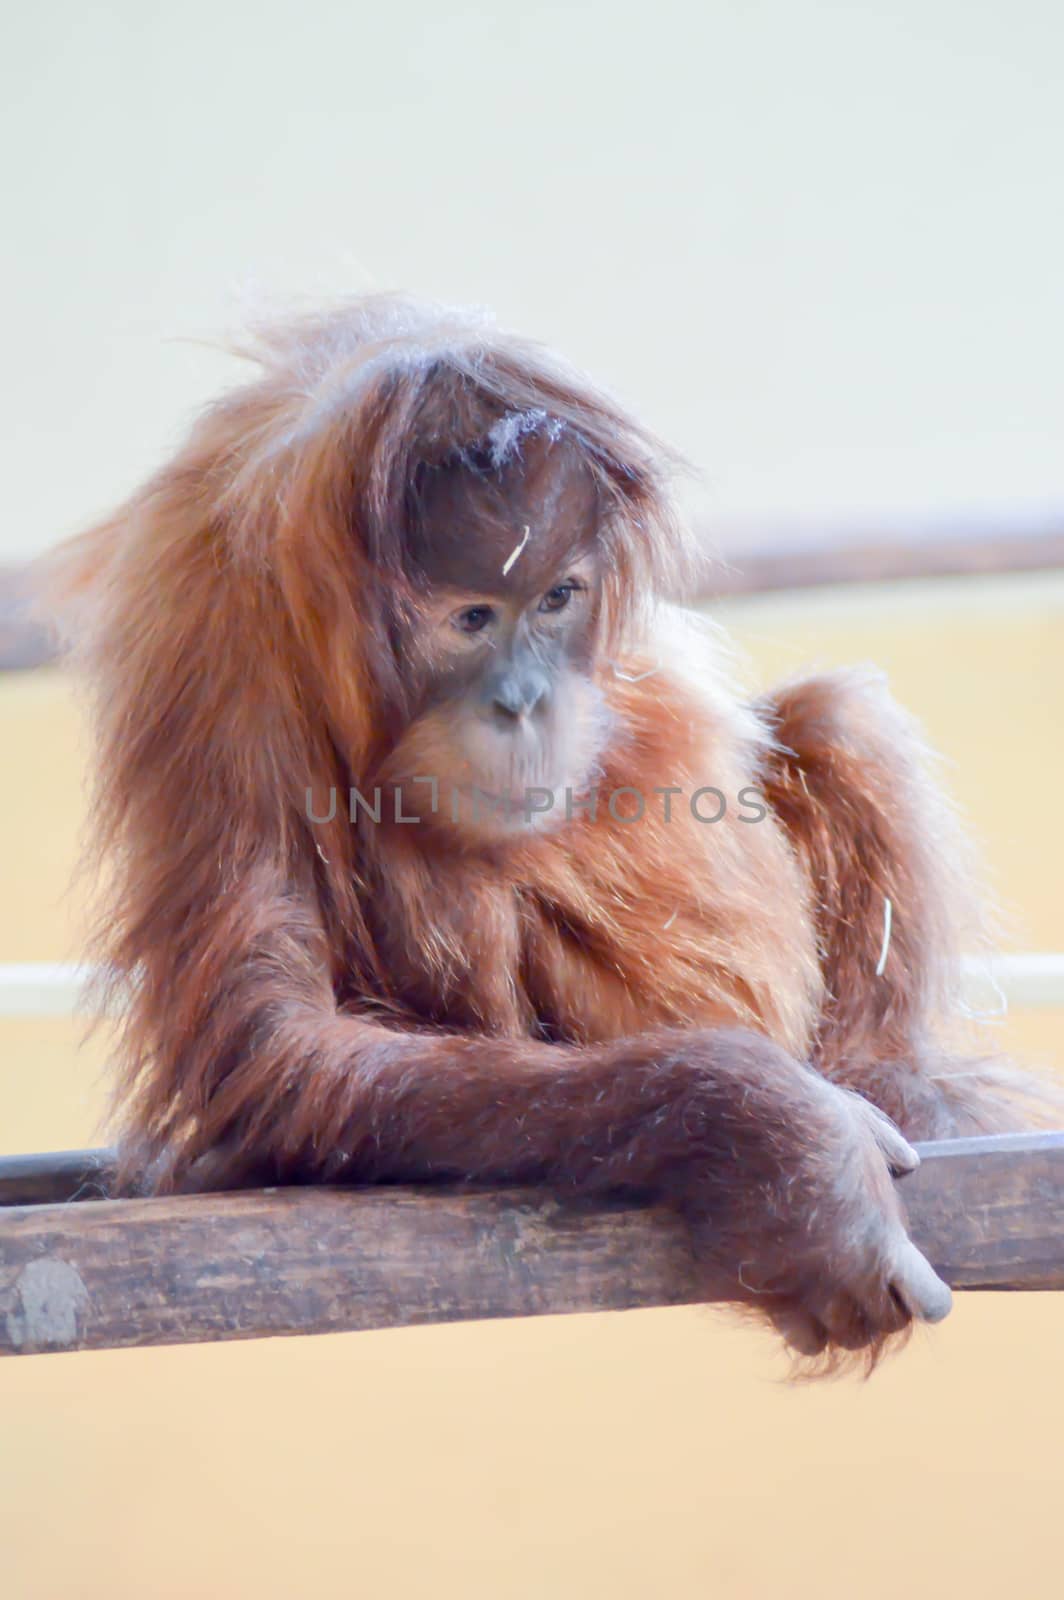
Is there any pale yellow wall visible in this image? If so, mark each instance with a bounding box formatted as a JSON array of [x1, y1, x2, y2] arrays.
[[1, 579, 1062, 1600]]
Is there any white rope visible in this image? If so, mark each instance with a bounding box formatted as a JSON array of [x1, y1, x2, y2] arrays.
[[0, 963, 95, 1017], [1, 953, 1063, 1018]]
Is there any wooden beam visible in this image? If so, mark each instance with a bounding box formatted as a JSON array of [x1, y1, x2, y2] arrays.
[[0, 566, 55, 671], [704, 525, 1064, 597], [0, 1148, 114, 1206], [902, 1130, 1064, 1290], [0, 1132, 1061, 1357]]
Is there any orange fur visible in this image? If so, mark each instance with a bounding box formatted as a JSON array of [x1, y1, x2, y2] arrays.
[[43, 293, 1043, 1368]]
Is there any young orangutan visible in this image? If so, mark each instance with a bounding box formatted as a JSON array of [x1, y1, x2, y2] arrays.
[[48, 294, 1053, 1365]]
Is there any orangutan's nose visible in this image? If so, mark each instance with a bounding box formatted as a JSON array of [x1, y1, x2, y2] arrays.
[[487, 660, 551, 722]]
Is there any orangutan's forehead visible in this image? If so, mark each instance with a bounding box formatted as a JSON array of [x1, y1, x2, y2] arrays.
[[407, 425, 602, 598]]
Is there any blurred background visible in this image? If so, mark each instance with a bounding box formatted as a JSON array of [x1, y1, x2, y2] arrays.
[[1, 2, 1062, 1596]]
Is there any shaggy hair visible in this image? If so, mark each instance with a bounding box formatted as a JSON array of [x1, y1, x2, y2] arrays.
[[42, 293, 1058, 1371]]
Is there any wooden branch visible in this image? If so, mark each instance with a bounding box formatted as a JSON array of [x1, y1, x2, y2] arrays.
[[0, 1148, 114, 1207], [703, 524, 1064, 597], [0, 1132, 1061, 1357], [901, 1130, 1064, 1290], [0, 566, 55, 671]]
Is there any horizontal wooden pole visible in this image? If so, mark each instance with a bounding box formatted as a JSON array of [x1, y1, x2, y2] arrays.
[[704, 524, 1064, 596], [0, 565, 54, 671], [904, 1130, 1064, 1291], [0, 1132, 1061, 1357], [0, 1148, 114, 1206]]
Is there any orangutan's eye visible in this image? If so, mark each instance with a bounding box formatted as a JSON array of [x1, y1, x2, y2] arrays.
[[539, 582, 578, 614], [454, 605, 496, 635]]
